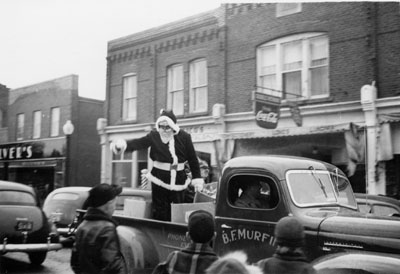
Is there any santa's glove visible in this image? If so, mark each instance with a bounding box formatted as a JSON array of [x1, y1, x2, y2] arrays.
[[191, 178, 205, 192], [110, 139, 127, 155]]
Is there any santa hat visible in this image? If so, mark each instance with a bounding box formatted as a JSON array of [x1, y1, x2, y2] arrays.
[[156, 109, 180, 133]]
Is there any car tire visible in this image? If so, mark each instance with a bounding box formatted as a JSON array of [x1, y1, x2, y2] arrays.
[[28, 251, 47, 265]]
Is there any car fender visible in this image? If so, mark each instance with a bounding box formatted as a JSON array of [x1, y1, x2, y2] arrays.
[[117, 225, 159, 270]]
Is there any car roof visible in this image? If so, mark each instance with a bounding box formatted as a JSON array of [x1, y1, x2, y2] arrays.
[[51, 186, 91, 193], [0, 180, 35, 194], [225, 155, 346, 180]]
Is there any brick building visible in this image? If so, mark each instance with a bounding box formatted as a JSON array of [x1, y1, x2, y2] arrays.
[[0, 75, 104, 204], [100, 3, 400, 196]]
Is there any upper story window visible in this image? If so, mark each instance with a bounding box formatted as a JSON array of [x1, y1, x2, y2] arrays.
[[50, 107, 60, 137], [122, 73, 137, 121], [189, 59, 208, 113], [257, 33, 329, 100], [167, 64, 184, 116], [33, 110, 41, 139], [276, 3, 302, 17], [16, 113, 24, 141]]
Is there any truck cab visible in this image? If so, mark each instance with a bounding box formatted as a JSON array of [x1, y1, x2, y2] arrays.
[[214, 155, 398, 262]]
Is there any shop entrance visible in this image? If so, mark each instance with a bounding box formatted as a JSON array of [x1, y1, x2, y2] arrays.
[[9, 167, 55, 206]]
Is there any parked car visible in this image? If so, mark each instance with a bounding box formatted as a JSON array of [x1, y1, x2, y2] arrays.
[[312, 251, 400, 274], [43, 186, 152, 238], [355, 193, 400, 218], [0, 180, 62, 265]]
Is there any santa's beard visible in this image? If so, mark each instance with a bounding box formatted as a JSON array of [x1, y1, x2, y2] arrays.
[[160, 131, 173, 144]]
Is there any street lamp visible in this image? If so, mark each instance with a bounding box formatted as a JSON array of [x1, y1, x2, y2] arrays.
[[63, 120, 74, 187]]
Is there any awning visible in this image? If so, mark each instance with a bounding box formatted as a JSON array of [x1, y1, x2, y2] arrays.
[[379, 113, 400, 124], [222, 123, 354, 140]]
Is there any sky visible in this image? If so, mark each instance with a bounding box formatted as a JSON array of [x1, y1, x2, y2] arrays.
[[0, 0, 223, 100]]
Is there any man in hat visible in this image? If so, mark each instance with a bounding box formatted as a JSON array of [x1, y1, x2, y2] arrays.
[[70, 183, 127, 274], [257, 216, 316, 274], [110, 109, 204, 221], [152, 210, 218, 274], [235, 180, 263, 208]]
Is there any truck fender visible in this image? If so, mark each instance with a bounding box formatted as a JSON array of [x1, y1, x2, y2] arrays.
[[117, 225, 159, 270]]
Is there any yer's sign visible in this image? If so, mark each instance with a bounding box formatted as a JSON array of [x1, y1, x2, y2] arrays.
[[255, 92, 281, 129]]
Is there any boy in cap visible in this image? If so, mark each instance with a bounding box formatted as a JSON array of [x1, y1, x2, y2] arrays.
[[152, 210, 218, 274], [257, 216, 316, 274], [70, 183, 127, 274], [110, 109, 204, 221]]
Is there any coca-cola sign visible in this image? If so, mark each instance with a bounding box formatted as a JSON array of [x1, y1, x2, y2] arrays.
[[254, 92, 281, 129]]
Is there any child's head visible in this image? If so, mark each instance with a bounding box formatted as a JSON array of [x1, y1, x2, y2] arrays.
[[188, 210, 215, 243]]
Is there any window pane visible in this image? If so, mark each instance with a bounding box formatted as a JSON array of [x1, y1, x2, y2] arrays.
[[282, 40, 302, 71], [17, 114, 24, 140], [123, 75, 137, 120], [112, 162, 132, 188], [51, 108, 60, 137], [276, 3, 301, 17], [168, 65, 184, 115], [33, 111, 41, 139], [310, 36, 328, 63], [261, 75, 276, 91], [310, 66, 328, 96], [172, 90, 184, 115], [190, 59, 208, 113], [283, 71, 301, 99], [126, 98, 137, 120], [194, 87, 207, 111]]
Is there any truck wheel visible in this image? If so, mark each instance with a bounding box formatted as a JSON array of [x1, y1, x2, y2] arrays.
[[28, 251, 47, 265]]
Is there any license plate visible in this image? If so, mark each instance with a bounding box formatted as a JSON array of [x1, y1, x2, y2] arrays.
[[16, 220, 33, 231]]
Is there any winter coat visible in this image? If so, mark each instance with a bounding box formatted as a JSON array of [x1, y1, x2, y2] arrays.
[[257, 247, 316, 274], [153, 243, 218, 274], [70, 208, 127, 274], [125, 129, 201, 191]]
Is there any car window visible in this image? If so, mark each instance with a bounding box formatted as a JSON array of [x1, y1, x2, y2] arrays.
[[287, 170, 357, 209], [373, 205, 400, 216], [52, 192, 81, 200], [0, 190, 36, 205], [358, 203, 371, 214], [228, 174, 279, 209]]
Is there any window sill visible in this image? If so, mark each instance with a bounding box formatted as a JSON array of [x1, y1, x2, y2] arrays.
[[281, 96, 334, 107]]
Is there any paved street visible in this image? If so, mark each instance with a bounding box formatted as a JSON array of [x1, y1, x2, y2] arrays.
[[0, 247, 73, 274]]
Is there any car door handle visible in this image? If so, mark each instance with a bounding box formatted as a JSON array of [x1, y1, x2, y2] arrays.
[[221, 224, 231, 229]]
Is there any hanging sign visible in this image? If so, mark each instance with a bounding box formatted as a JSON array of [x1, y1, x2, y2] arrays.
[[287, 100, 302, 127], [254, 92, 281, 129]]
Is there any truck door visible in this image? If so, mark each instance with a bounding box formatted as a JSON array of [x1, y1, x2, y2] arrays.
[[214, 173, 289, 263]]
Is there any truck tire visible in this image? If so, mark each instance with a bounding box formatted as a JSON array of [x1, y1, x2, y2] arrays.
[[28, 251, 47, 265], [117, 226, 159, 271]]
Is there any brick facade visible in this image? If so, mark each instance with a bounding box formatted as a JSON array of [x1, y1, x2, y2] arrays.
[[103, 3, 400, 194]]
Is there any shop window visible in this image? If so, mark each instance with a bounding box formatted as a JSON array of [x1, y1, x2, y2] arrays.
[[257, 33, 329, 100], [33, 110, 41, 139], [167, 64, 184, 116], [17, 113, 24, 140], [50, 107, 60, 137], [112, 150, 133, 188], [122, 73, 137, 121], [189, 59, 208, 113]]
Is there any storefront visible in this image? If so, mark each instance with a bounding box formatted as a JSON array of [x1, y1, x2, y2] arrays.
[[0, 139, 67, 205]]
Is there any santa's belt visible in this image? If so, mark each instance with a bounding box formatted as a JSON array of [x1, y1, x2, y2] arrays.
[[153, 161, 185, 171]]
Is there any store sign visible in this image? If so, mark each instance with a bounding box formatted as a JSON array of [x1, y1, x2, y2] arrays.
[[0, 144, 33, 160], [254, 92, 281, 129]]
